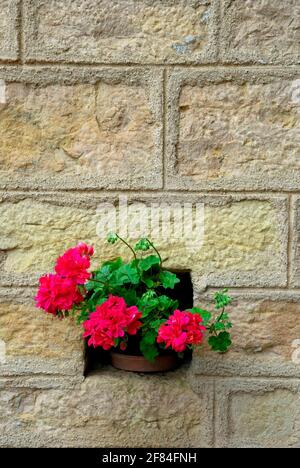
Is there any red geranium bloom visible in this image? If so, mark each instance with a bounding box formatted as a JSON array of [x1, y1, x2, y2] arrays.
[[120, 342, 127, 351], [35, 274, 83, 316], [157, 309, 206, 353], [77, 242, 94, 257], [55, 243, 93, 285], [124, 305, 143, 335], [83, 295, 142, 350]]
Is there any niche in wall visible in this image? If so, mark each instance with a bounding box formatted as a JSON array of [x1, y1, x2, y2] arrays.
[[84, 271, 193, 376]]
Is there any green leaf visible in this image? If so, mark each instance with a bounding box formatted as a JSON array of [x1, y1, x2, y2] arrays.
[[141, 276, 155, 288], [189, 307, 212, 326], [214, 322, 226, 331], [140, 343, 159, 362], [86, 293, 107, 314], [214, 289, 232, 310], [94, 296, 108, 307], [140, 330, 159, 362], [157, 295, 178, 314], [139, 295, 178, 321], [139, 255, 160, 272], [140, 298, 160, 318], [107, 233, 118, 244], [91, 258, 123, 286], [142, 329, 157, 344], [220, 313, 229, 321], [76, 308, 90, 324], [119, 264, 140, 284], [108, 263, 140, 287], [102, 257, 123, 271], [139, 290, 157, 302], [85, 280, 103, 292], [208, 332, 232, 353], [97, 265, 111, 277], [135, 238, 151, 251], [149, 319, 165, 331], [159, 271, 180, 289], [121, 289, 138, 307]]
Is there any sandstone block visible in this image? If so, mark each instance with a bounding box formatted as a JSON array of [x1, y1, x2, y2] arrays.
[[220, 0, 300, 65], [0, 1, 19, 61], [215, 379, 300, 447], [290, 197, 300, 287], [0, 300, 82, 359], [167, 70, 300, 191], [191, 291, 300, 378], [24, 0, 217, 64], [0, 370, 214, 447], [0, 69, 163, 189], [0, 290, 84, 378], [0, 193, 287, 288]]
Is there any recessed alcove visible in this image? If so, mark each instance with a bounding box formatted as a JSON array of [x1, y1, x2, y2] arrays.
[[84, 271, 193, 376], [162, 270, 193, 311]]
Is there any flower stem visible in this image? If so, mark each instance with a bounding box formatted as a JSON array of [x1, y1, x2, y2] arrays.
[[217, 307, 225, 323], [146, 238, 162, 266], [116, 235, 137, 261], [91, 278, 106, 286]]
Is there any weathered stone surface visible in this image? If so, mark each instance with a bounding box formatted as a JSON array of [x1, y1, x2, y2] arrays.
[[0, 290, 84, 377], [191, 291, 300, 377], [0, 74, 162, 189], [0, 370, 214, 447], [0, 1, 19, 60], [0, 194, 287, 288], [0, 300, 82, 359], [221, 0, 300, 64], [290, 197, 300, 288], [0, 355, 84, 378], [228, 300, 300, 359], [215, 379, 300, 447], [24, 0, 217, 64], [0, 0, 299, 450], [167, 70, 300, 191]]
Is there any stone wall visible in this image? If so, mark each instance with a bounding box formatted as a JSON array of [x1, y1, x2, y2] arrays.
[[0, 0, 300, 448]]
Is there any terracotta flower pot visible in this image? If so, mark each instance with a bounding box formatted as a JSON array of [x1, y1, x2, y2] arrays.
[[110, 351, 179, 373]]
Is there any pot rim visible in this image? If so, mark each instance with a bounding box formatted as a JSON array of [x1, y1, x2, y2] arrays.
[[110, 350, 179, 373], [110, 351, 177, 360]]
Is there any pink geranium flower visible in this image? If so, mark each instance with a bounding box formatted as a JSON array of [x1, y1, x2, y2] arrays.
[[35, 274, 83, 316], [77, 242, 94, 257], [157, 309, 206, 352], [55, 243, 94, 285], [83, 295, 142, 350]]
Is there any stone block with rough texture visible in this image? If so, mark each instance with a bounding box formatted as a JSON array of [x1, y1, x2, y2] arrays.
[[0, 69, 163, 190], [0, 370, 214, 447], [191, 291, 300, 378], [215, 379, 300, 448], [220, 0, 300, 65], [290, 197, 300, 288], [0, 1, 19, 61], [0, 193, 287, 288], [24, 0, 217, 64], [0, 300, 82, 359], [167, 69, 300, 191], [0, 288, 84, 377], [0, 0, 299, 450]]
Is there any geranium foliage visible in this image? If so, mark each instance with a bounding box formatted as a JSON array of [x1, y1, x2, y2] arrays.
[[35, 236, 233, 361]]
